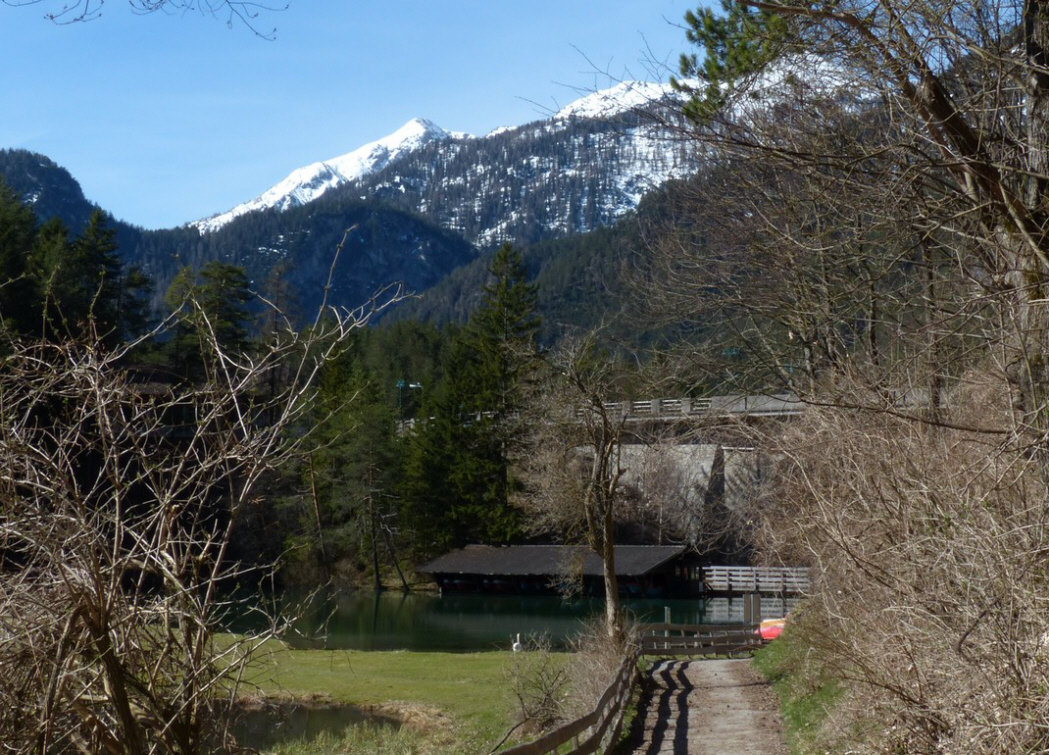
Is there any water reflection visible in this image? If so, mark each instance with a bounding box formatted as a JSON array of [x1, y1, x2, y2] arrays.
[[276, 591, 720, 651]]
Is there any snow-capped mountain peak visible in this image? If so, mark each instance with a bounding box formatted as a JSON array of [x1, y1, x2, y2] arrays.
[[190, 80, 698, 241], [193, 117, 453, 233], [553, 80, 678, 120]]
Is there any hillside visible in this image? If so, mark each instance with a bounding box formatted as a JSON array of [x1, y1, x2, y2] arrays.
[[192, 81, 695, 249], [0, 83, 697, 331], [390, 179, 703, 348]]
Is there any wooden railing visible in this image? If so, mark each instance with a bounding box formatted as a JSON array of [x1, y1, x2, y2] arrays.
[[576, 394, 805, 424], [703, 566, 811, 594], [494, 622, 766, 755], [495, 645, 641, 755], [637, 623, 763, 656]]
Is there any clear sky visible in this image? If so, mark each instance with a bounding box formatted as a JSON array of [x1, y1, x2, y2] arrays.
[[0, 1, 700, 230]]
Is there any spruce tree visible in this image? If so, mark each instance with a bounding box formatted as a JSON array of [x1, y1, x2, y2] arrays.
[[297, 352, 405, 587], [68, 210, 123, 341], [0, 180, 39, 337], [401, 244, 541, 549], [27, 216, 73, 339], [164, 261, 254, 374], [465, 243, 541, 423]]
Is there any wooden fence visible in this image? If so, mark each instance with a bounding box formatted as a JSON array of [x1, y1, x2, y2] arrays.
[[637, 623, 763, 656], [495, 645, 641, 755], [494, 622, 766, 755]]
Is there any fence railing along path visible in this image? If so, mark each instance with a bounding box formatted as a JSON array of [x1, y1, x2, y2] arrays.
[[494, 623, 764, 755], [637, 623, 763, 656], [496, 644, 641, 755]]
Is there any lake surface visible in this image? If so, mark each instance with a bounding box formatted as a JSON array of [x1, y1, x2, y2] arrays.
[[243, 591, 794, 652]]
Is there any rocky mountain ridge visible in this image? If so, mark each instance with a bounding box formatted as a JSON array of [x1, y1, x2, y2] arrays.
[[0, 80, 697, 327], [191, 81, 695, 248]]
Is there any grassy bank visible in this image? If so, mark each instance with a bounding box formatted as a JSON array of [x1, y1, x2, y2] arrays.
[[752, 636, 839, 755], [240, 644, 533, 754]]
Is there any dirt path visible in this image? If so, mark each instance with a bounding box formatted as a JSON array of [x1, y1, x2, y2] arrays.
[[626, 658, 787, 755]]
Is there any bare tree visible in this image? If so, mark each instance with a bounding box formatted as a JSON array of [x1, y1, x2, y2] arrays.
[[516, 336, 634, 643], [755, 373, 1049, 755], [0, 278, 399, 754], [2, 0, 287, 35], [629, 2, 1049, 752], [628, 3, 1049, 753]]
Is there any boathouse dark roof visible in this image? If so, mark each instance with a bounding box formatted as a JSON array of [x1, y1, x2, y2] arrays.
[[417, 544, 687, 578]]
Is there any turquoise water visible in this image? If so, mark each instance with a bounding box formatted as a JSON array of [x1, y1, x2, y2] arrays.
[[268, 590, 714, 651]]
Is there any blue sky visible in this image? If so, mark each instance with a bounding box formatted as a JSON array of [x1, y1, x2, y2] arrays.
[[1, 1, 700, 230]]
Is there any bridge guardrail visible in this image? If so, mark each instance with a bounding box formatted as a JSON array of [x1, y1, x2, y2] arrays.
[[703, 566, 811, 594], [573, 394, 802, 423]]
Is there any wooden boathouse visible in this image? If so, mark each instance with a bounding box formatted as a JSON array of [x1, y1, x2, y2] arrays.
[[418, 544, 703, 598]]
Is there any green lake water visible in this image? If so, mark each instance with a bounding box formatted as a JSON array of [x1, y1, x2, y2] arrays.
[[239, 590, 782, 652]]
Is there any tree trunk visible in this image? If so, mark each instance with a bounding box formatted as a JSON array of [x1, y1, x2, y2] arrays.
[[601, 536, 622, 643], [368, 493, 382, 592], [600, 493, 622, 643], [1006, 0, 1049, 445], [307, 454, 327, 563]]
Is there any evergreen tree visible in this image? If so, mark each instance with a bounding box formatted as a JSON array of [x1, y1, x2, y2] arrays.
[[292, 353, 406, 587], [0, 180, 40, 337], [0, 198, 152, 345], [401, 244, 541, 549], [26, 216, 71, 338], [164, 261, 253, 374], [465, 243, 541, 423], [69, 210, 123, 337]]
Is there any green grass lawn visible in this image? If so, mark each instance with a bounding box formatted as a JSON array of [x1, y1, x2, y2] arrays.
[[240, 643, 526, 753]]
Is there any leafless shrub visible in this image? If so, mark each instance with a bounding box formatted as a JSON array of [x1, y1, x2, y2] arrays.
[[756, 368, 1049, 755], [0, 281, 400, 754], [559, 618, 635, 723], [502, 634, 570, 736]]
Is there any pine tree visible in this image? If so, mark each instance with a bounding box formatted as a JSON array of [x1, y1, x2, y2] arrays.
[[465, 243, 541, 424], [0, 180, 40, 337], [297, 354, 406, 587], [67, 210, 124, 341], [164, 261, 254, 374], [400, 244, 541, 549]]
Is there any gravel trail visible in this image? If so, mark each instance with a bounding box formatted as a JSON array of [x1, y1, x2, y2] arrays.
[[626, 658, 787, 755]]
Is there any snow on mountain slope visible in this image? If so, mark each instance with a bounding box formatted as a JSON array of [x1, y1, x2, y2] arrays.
[[193, 118, 453, 232], [553, 80, 678, 120], [191, 81, 695, 241]]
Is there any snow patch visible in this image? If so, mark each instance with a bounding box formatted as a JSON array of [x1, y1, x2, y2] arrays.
[[193, 118, 451, 233], [554, 81, 680, 120]]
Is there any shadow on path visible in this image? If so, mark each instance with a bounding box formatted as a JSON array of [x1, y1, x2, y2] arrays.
[[623, 659, 693, 755]]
